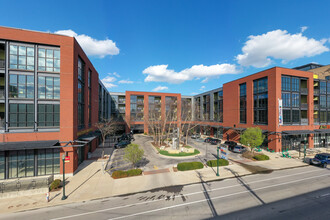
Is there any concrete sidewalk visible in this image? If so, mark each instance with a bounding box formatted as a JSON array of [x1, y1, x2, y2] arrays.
[[0, 147, 309, 214]]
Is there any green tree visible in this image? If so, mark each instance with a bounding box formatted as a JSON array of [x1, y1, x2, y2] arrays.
[[240, 127, 265, 151], [124, 144, 144, 168]]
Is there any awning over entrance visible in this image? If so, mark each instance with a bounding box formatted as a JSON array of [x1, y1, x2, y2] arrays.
[[0, 140, 59, 151], [314, 129, 330, 134], [282, 130, 315, 135], [211, 125, 223, 128]]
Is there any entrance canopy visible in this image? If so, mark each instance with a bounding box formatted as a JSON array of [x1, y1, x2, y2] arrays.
[[0, 140, 59, 151], [282, 130, 315, 135], [314, 129, 330, 134]]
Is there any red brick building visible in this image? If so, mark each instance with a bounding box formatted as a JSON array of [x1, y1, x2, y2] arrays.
[[0, 26, 110, 179]]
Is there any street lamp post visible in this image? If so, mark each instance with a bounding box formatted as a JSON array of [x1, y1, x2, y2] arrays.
[[216, 146, 220, 176], [61, 154, 67, 200]]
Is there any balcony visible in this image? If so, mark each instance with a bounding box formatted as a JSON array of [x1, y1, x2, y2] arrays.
[[0, 59, 4, 69], [300, 103, 308, 109], [300, 88, 308, 94], [301, 118, 308, 125], [314, 89, 319, 95]]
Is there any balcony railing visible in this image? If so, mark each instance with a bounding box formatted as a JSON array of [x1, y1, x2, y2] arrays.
[[301, 118, 308, 125], [300, 88, 308, 94], [300, 103, 308, 109], [0, 59, 4, 69]]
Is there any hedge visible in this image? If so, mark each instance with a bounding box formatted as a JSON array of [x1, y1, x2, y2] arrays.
[[112, 169, 143, 179], [253, 154, 270, 161], [206, 159, 229, 167], [50, 179, 61, 191], [159, 149, 200, 157], [177, 162, 204, 171]]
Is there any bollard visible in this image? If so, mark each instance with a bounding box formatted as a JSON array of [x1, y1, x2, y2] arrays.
[[46, 192, 50, 202]]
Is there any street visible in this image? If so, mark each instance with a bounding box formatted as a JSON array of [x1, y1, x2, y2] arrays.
[[2, 166, 330, 220]]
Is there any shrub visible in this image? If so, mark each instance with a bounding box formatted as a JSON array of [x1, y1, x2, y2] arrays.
[[50, 179, 61, 191], [253, 154, 270, 161], [206, 159, 229, 167], [144, 132, 148, 135], [126, 168, 143, 176], [112, 169, 142, 179], [177, 162, 204, 171]]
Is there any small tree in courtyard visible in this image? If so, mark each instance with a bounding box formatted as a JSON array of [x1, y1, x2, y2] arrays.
[[124, 144, 144, 168], [95, 117, 118, 158], [240, 127, 264, 151]]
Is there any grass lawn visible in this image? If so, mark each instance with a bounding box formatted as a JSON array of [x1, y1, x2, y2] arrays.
[[158, 149, 200, 157]]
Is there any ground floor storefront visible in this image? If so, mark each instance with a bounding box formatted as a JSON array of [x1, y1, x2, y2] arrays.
[[0, 134, 100, 180]]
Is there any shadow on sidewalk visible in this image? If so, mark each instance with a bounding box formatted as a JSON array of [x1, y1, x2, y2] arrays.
[[225, 167, 265, 205], [196, 171, 218, 218], [67, 169, 101, 197]]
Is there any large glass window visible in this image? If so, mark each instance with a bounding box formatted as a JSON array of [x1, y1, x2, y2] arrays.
[[38, 76, 60, 99], [9, 74, 34, 98], [38, 48, 60, 72], [281, 76, 290, 91], [78, 57, 85, 129], [240, 83, 246, 123], [320, 81, 327, 94], [254, 77, 268, 124], [10, 45, 34, 70], [9, 104, 34, 128], [37, 148, 60, 176], [0, 152, 4, 180], [38, 104, 60, 127]]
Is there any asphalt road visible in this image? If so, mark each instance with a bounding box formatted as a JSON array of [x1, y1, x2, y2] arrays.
[[2, 166, 330, 220]]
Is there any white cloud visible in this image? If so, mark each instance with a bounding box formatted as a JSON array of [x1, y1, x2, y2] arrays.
[[301, 26, 308, 33], [236, 29, 329, 68], [118, 80, 134, 84], [143, 63, 239, 84], [54, 30, 119, 58], [200, 86, 206, 91], [152, 86, 168, 92], [113, 72, 121, 78], [101, 74, 118, 89]]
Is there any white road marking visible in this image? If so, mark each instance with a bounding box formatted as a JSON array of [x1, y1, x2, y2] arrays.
[[50, 169, 326, 220], [109, 173, 330, 220]]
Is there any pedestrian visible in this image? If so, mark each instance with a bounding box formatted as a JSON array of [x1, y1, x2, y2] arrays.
[[46, 192, 49, 202]]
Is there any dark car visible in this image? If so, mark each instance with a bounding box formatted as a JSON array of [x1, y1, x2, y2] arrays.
[[224, 141, 237, 151], [191, 134, 201, 139], [204, 137, 213, 143], [232, 145, 247, 153], [210, 139, 221, 145], [310, 153, 330, 168], [114, 140, 130, 149]]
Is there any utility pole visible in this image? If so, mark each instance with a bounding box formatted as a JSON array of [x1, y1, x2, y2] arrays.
[[61, 154, 67, 200]]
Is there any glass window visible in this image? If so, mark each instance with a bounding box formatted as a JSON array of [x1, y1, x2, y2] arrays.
[[292, 93, 300, 107], [26, 150, 34, 177], [38, 104, 60, 127], [17, 150, 26, 178], [320, 96, 327, 108], [37, 149, 45, 175], [0, 152, 5, 180], [320, 81, 327, 94], [9, 74, 34, 99], [10, 45, 34, 70], [38, 48, 60, 72], [292, 77, 300, 92], [8, 151, 18, 178], [281, 76, 290, 91], [38, 76, 60, 99], [53, 149, 60, 174], [46, 149, 53, 174], [9, 104, 34, 128], [320, 111, 327, 123]]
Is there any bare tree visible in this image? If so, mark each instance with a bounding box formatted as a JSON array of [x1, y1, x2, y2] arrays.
[[95, 117, 119, 158], [180, 99, 200, 146]]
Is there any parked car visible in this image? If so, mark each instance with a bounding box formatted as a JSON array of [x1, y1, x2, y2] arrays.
[[204, 137, 214, 143], [310, 153, 330, 168], [232, 145, 247, 153], [210, 139, 221, 145], [191, 134, 201, 139], [224, 141, 237, 151], [114, 140, 130, 149]]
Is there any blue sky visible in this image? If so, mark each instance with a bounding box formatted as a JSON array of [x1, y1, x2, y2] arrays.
[[1, 0, 330, 95]]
